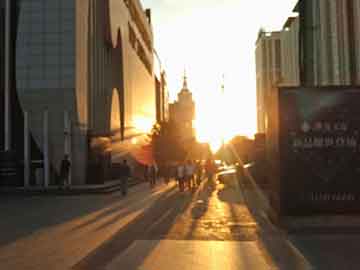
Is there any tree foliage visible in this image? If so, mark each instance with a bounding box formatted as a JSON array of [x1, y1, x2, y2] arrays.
[[150, 121, 187, 165]]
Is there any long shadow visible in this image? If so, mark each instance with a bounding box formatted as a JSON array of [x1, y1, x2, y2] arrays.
[[72, 183, 195, 270], [0, 184, 160, 248], [239, 168, 312, 269], [184, 179, 212, 240], [69, 187, 165, 232]]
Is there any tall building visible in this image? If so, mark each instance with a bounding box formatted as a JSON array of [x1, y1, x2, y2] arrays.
[[1, 0, 156, 185], [296, 0, 360, 86], [280, 16, 300, 86], [154, 51, 169, 123], [169, 73, 195, 141], [255, 30, 282, 133]]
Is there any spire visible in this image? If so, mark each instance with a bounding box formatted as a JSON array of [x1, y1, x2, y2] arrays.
[[182, 69, 188, 90]]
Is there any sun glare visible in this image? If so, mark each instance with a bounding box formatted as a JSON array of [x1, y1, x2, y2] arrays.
[[134, 117, 154, 134], [194, 84, 257, 152], [142, 0, 297, 151]]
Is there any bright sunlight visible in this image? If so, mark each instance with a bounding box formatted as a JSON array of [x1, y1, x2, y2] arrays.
[[142, 0, 298, 150]]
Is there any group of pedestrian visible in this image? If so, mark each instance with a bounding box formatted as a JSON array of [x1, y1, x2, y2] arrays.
[[176, 160, 203, 192], [58, 153, 218, 196]]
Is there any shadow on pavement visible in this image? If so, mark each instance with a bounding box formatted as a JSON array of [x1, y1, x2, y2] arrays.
[[0, 184, 167, 248], [239, 168, 312, 270], [72, 183, 195, 270]]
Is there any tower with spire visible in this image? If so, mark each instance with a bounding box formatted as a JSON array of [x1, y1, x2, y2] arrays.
[[169, 71, 196, 140]]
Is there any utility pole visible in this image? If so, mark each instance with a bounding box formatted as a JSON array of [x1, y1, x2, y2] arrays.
[[4, 0, 11, 151]]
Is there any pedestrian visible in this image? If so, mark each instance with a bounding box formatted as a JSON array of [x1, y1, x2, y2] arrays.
[[196, 160, 203, 186], [205, 159, 216, 188], [176, 162, 185, 192], [149, 164, 157, 188], [144, 165, 149, 183], [185, 160, 195, 191], [120, 159, 131, 196], [59, 154, 71, 189]]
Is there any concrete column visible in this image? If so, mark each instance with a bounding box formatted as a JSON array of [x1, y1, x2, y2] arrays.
[[43, 110, 49, 187], [4, 0, 11, 151], [24, 111, 30, 188]]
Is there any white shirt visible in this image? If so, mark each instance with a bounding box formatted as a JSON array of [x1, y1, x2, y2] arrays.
[[177, 165, 185, 178], [185, 164, 195, 176]]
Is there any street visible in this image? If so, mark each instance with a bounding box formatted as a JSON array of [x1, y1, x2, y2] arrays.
[[1, 172, 360, 270]]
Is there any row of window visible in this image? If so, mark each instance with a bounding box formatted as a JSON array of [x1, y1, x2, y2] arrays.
[[16, 1, 75, 90], [128, 23, 152, 75], [123, 0, 152, 53]]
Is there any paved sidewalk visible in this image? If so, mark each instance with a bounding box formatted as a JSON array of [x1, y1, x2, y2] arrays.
[[242, 164, 360, 270], [0, 182, 176, 270], [102, 175, 272, 270], [106, 240, 268, 270]]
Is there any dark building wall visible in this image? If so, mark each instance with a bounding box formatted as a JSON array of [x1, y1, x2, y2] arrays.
[[0, 1, 4, 150]]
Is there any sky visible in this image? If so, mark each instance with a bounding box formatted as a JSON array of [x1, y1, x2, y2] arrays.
[[141, 0, 298, 148]]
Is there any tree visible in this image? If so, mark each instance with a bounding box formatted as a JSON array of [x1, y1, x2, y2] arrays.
[[150, 121, 187, 165]]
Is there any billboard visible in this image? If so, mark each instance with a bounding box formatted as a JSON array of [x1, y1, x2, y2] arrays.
[[279, 87, 360, 214]]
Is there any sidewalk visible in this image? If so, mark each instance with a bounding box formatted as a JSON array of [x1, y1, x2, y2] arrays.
[[242, 164, 360, 270], [0, 182, 177, 270]]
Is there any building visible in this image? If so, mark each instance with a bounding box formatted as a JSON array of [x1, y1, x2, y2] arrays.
[[1, 0, 156, 185], [296, 0, 360, 86], [280, 16, 300, 86], [255, 30, 282, 133], [169, 74, 195, 141], [155, 70, 169, 123], [154, 50, 169, 123]]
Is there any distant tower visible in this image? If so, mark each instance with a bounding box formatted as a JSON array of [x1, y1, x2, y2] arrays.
[[169, 71, 195, 140]]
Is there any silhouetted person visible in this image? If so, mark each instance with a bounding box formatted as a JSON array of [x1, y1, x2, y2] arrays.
[[149, 164, 158, 188], [177, 162, 185, 192], [196, 161, 203, 186], [60, 154, 71, 189], [205, 159, 216, 188], [185, 160, 195, 191], [121, 159, 131, 196]]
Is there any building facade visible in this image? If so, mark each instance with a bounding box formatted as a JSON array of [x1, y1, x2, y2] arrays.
[[297, 0, 360, 86], [1, 0, 156, 185], [169, 74, 195, 141], [154, 71, 169, 123], [280, 16, 300, 86], [255, 31, 282, 133], [153, 51, 169, 124]]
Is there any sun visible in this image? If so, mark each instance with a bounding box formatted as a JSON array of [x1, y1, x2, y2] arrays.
[[194, 83, 257, 152]]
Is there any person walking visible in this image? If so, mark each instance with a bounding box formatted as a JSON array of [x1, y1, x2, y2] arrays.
[[205, 159, 216, 188], [176, 162, 185, 192], [120, 159, 131, 196], [149, 164, 157, 188], [196, 160, 203, 186], [59, 154, 71, 189], [185, 160, 195, 191]]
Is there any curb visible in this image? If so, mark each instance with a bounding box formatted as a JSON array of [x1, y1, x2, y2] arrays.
[[0, 180, 144, 196]]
